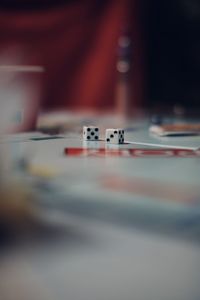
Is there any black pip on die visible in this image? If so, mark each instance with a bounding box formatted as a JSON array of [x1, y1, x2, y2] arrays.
[[106, 128, 124, 144], [83, 126, 99, 141]]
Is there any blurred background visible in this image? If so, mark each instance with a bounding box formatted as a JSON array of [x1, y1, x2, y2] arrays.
[[0, 0, 199, 120], [146, 0, 200, 113]]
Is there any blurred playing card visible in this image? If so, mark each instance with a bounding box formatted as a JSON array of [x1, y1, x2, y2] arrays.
[[149, 124, 200, 136]]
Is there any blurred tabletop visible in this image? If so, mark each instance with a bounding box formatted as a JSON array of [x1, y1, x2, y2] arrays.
[[0, 114, 200, 300]]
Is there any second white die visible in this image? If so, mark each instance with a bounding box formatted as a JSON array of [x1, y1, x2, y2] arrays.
[[105, 128, 124, 144], [83, 126, 99, 141]]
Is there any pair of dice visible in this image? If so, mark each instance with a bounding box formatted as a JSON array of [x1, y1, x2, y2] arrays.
[[83, 126, 125, 144]]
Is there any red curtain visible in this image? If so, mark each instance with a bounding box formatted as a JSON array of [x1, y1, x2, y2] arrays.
[[0, 0, 145, 112]]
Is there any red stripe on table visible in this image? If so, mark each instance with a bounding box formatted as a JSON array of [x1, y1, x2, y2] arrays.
[[64, 148, 200, 157]]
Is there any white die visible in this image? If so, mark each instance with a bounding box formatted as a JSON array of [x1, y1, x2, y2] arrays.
[[83, 126, 99, 141], [105, 128, 124, 144]]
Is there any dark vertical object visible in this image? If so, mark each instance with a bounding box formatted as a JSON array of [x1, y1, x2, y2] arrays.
[[115, 26, 132, 118]]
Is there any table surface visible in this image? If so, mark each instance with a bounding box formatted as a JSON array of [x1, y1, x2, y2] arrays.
[[1, 116, 200, 300]]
